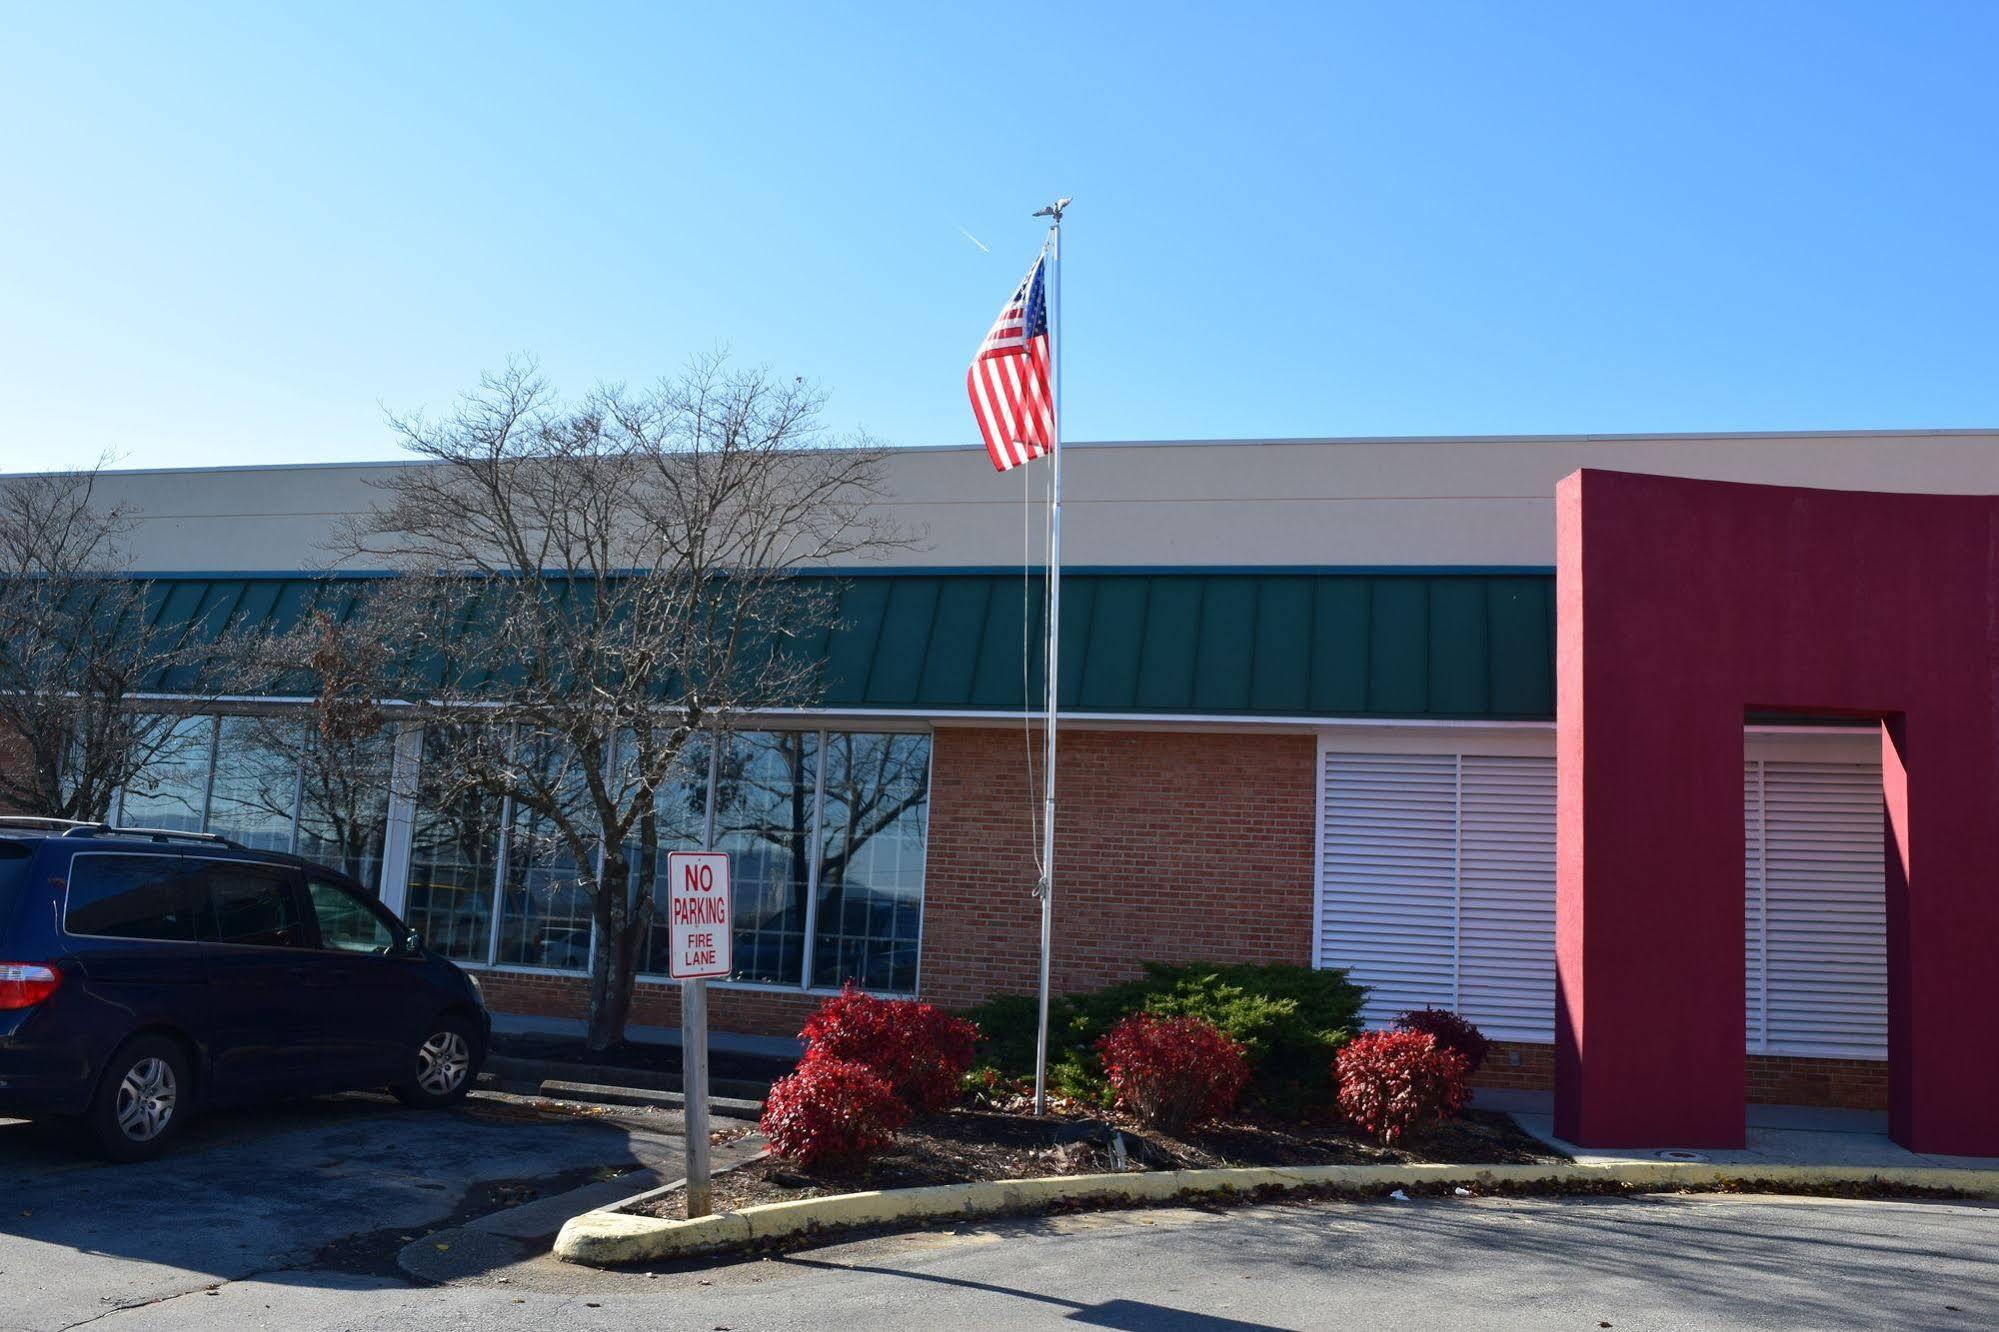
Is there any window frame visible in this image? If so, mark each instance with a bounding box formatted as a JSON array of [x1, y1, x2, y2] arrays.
[[629, 726, 933, 998], [400, 722, 933, 998], [110, 712, 400, 897], [99, 711, 936, 997]]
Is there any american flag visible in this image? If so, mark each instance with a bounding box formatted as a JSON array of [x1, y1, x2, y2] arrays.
[[967, 253, 1054, 471]]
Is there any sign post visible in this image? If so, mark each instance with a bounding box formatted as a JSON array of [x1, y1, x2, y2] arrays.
[[668, 849, 732, 1219]]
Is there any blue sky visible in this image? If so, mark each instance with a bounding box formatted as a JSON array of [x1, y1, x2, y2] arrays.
[[6, 2, 1999, 472]]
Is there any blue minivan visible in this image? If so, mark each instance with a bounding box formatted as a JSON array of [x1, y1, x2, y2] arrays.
[[0, 818, 489, 1161]]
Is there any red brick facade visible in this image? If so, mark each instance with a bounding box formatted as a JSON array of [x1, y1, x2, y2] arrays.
[[918, 726, 1319, 1009], [1746, 1053, 1889, 1111], [1471, 1039, 1559, 1093]]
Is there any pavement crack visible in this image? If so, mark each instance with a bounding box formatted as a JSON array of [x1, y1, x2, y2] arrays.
[[51, 1280, 224, 1331]]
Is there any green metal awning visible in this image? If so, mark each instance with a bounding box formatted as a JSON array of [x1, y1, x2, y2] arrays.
[[122, 568, 1557, 720]]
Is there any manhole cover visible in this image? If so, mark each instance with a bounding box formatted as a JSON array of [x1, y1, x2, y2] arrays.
[[1655, 1149, 1709, 1162]]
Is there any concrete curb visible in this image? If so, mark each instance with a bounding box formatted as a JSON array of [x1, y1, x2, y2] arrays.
[[484, 1053, 772, 1104], [552, 1160, 1999, 1268], [535, 1079, 764, 1119]]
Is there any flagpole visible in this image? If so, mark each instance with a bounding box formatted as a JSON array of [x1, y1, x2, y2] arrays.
[[1031, 197, 1069, 1116]]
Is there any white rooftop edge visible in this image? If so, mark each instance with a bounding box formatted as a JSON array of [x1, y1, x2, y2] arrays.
[[16, 429, 1999, 572]]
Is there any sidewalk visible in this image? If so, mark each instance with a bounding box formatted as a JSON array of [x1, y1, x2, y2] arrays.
[[1475, 1088, 1999, 1171]]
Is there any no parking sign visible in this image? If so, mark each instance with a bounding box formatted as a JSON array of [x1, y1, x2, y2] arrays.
[[666, 851, 732, 980]]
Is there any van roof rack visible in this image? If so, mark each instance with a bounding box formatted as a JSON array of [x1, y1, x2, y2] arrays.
[[0, 816, 104, 832], [0, 817, 249, 852], [74, 825, 250, 851]]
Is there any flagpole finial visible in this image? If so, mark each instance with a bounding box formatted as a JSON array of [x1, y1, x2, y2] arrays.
[[1032, 197, 1072, 223]]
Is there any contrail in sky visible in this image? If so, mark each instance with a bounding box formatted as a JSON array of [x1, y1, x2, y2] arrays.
[[957, 226, 990, 253]]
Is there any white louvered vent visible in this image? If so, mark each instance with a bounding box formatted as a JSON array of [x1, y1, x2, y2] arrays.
[[1318, 744, 1887, 1058], [1457, 755, 1558, 1041], [1755, 760, 1887, 1059], [1316, 752, 1457, 1025]]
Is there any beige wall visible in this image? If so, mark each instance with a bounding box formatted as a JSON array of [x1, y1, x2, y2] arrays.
[[33, 429, 1999, 572]]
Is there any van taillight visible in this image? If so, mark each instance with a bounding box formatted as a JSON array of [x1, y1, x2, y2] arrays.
[[0, 964, 60, 1010]]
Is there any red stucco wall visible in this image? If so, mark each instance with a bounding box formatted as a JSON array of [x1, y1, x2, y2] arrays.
[[1556, 469, 1999, 1153]]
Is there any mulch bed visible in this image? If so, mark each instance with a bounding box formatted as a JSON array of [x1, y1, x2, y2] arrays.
[[633, 1101, 1565, 1219]]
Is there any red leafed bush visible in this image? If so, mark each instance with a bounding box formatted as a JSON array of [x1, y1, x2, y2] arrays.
[[1095, 1013, 1249, 1131], [799, 983, 982, 1113], [1334, 1030, 1471, 1145], [1393, 1007, 1490, 1074], [758, 1056, 911, 1169]]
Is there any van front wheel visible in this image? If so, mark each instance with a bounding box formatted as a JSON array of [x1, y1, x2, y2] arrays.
[[391, 1018, 478, 1107]]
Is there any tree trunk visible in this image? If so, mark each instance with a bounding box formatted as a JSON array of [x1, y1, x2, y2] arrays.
[[585, 892, 638, 1052]]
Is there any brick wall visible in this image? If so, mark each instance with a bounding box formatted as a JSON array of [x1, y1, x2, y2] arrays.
[[1472, 1039, 1557, 1092], [1746, 1052, 1888, 1111], [476, 970, 822, 1044], [919, 726, 1318, 1010], [1469, 1039, 1888, 1111]]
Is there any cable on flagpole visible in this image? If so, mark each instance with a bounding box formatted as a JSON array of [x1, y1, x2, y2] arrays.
[[1017, 231, 1056, 886], [1021, 415, 1041, 879]]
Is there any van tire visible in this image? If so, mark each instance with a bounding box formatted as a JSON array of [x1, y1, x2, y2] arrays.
[[87, 1035, 192, 1162], [391, 1015, 480, 1108]]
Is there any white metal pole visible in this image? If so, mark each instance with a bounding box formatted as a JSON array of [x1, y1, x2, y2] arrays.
[[1033, 202, 1065, 1116], [683, 721, 723, 1218]]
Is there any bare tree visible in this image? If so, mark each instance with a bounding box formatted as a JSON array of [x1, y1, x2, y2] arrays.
[[334, 355, 908, 1049], [223, 609, 405, 883], [0, 462, 224, 820]]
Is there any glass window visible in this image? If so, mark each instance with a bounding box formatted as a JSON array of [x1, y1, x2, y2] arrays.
[[495, 741, 596, 973], [206, 716, 302, 853], [307, 877, 399, 955], [811, 734, 930, 992], [633, 736, 716, 976], [709, 731, 817, 986], [117, 716, 214, 831], [295, 725, 396, 893], [404, 730, 503, 965], [199, 861, 307, 948], [0, 841, 30, 912], [64, 854, 200, 941]]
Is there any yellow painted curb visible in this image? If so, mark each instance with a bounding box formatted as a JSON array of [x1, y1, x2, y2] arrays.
[[552, 1160, 1999, 1267]]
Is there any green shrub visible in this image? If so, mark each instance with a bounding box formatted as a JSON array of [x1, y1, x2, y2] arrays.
[[961, 963, 1366, 1114], [962, 993, 1042, 1077]]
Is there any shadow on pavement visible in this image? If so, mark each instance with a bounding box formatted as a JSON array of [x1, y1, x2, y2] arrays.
[[782, 1256, 1286, 1330], [0, 1091, 672, 1316]]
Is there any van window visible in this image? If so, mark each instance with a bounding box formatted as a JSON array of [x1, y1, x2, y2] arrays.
[[65, 854, 200, 941], [306, 877, 399, 955], [0, 841, 29, 904], [198, 862, 307, 949]]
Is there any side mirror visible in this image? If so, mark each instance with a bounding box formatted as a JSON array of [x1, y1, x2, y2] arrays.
[[402, 928, 425, 955]]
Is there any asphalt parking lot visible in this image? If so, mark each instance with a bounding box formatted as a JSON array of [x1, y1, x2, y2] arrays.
[[0, 1092, 684, 1332], [9, 1185, 1998, 1331]]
